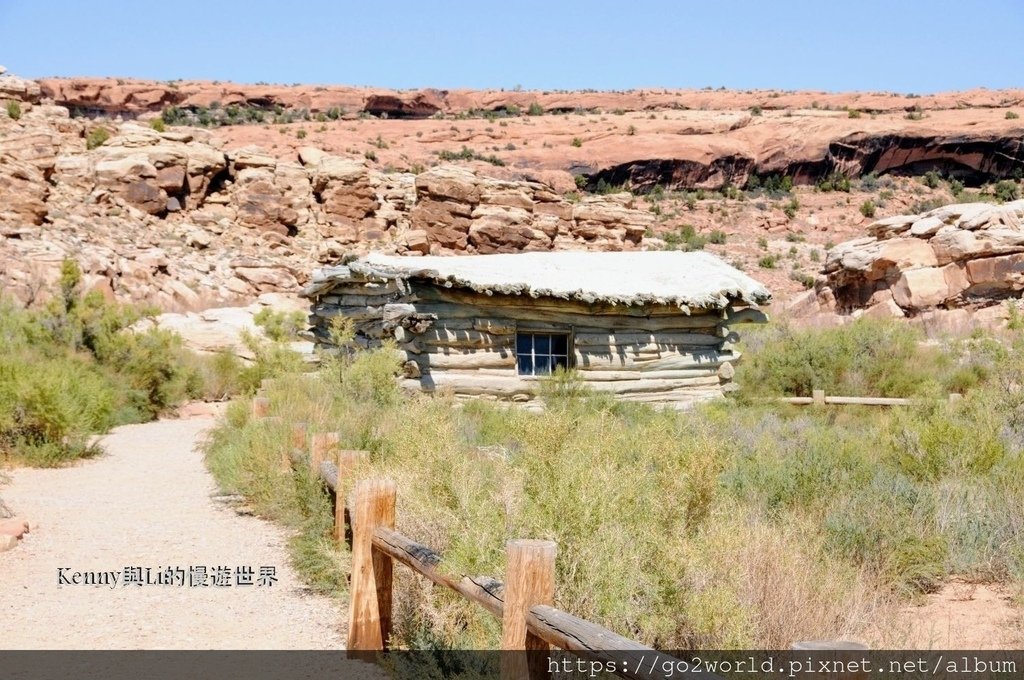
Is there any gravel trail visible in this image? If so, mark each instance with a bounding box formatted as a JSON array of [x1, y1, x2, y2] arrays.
[[0, 417, 346, 649]]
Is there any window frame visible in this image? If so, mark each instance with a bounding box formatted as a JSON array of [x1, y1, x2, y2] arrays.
[[514, 326, 574, 378]]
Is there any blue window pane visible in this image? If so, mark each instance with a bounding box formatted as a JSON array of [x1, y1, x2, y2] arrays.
[[552, 334, 568, 354], [535, 334, 551, 354], [517, 355, 534, 375], [534, 355, 552, 375], [552, 354, 569, 372], [516, 333, 532, 355]]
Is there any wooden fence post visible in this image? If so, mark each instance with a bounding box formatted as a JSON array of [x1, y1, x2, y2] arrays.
[[334, 450, 368, 543], [501, 539, 557, 680], [347, 479, 396, 651], [309, 432, 340, 477], [812, 389, 825, 407], [251, 396, 271, 419]]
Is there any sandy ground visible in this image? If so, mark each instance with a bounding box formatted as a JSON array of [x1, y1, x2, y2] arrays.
[[897, 580, 1023, 649], [0, 417, 346, 650]]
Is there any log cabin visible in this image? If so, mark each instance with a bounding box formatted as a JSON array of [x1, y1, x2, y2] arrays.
[[302, 251, 771, 409]]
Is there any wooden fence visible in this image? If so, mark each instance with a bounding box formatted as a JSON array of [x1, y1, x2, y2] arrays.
[[775, 389, 963, 407]]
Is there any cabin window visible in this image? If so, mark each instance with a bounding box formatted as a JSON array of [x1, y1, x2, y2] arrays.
[[516, 332, 570, 376]]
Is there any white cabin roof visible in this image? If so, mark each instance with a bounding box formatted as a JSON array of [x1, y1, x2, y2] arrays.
[[304, 251, 771, 311]]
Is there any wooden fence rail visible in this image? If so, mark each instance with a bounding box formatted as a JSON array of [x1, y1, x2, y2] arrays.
[[254, 394, 855, 678], [776, 389, 963, 407]]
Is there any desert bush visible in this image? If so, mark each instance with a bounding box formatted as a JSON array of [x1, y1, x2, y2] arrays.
[[737, 318, 953, 399], [0, 350, 116, 465], [782, 197, 800, 218], [253, 307, 306, 342], [859, 199, 876, 218], [662, 224, 707, 251], [0, 260, 257, 464], [817, 172, 851, 192], [994, 179, 1020, 203], [86, 127, 110, 150], [6, 100, 22, 120]]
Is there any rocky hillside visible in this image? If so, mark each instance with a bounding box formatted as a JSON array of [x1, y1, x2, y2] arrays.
[[0, 71, 651, 310], [3, 69, 1024, 313]]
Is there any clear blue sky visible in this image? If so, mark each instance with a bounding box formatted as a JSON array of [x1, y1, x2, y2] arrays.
[[2, 1, 1021, 93]]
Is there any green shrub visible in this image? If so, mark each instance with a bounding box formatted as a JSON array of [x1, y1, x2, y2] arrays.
[[86, 127, 110, 150], [993, 180, 1020, 203], [1007, 111, 1020, 120], [0, 351, 116, 465], [6, 100, 22, 120], [149, 118, 165, 132], [757, 254, 778, 269], [790, 271, 815, 289], [0, 260, 258, 464], [847, 109, 861, 119], [859, 199, 876, 218], [663, 224, 708, 251], [253, 307, 306, 342], [96, 327, 198, 420], [570, 137, 583, 147], [816, 172, 851, 192], [737, 318, 948, 399], [782, 197, 800, 219], [527, 102, 544, 116]]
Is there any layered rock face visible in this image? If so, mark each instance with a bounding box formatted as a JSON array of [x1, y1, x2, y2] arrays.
[[822, 201, 1024, 316], [0, 82, 653, 310], [409, 166, 653, 254]]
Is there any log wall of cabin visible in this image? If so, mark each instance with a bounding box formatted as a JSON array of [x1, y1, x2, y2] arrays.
[[308, 280, 747, 409]]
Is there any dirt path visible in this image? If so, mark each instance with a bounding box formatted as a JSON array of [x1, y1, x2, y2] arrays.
[[0, 417, 346, 650]]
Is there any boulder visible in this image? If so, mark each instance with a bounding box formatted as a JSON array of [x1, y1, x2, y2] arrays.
[[827, 200, 1024, 313], [892, 267, 950, 309]]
